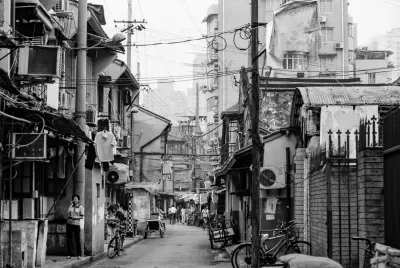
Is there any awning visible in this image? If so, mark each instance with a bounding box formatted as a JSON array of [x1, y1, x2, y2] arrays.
[[9, 108, 92, 143], [214, 145, 253, 177], [16, 0, 54, 31]]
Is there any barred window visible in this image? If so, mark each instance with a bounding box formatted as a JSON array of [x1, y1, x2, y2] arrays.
[[282, 52, 307, 70], [319, 0, 333, 13], [321, 27, 334, 42]]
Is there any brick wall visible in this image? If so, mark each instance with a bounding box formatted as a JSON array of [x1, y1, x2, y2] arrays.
[[357, 149, 384, 268], [309, 168, 328, 257]]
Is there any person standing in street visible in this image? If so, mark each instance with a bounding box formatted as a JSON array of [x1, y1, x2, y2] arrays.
[[201, 206, 209, 228], [177, 206, 182, 223], [181, 206, 186, 224], [168, 205, 177, 224], [66, 195, 84, 260]]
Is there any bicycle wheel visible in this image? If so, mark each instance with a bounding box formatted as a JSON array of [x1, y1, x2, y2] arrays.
[[118, 236, 125, 255], [285, 241, 312, 255], [107, 237, 119, 258], [231, 243, 264, 268]]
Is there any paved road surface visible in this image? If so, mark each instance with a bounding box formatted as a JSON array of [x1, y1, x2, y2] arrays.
[[84, 221, 232, 268]]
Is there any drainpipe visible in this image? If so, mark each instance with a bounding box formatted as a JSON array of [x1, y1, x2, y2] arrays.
[[341, 0, 345, 79], [33, 8, 54, 32], [139, 123, 172, 182]]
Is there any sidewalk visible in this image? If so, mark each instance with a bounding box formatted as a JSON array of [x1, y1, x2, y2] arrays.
[[42, 236, 143, 268]]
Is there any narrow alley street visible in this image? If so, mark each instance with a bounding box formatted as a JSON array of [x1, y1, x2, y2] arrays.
[[84, 221, 231, 268]]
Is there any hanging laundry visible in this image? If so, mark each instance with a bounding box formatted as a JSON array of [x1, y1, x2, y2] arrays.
[[85, 144, 97, 170], [114, 125, 122, 140], [94, 130, 117, 162]]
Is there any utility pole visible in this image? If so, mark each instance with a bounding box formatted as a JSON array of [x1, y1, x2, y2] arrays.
[[250, 0, 261, 266], [127, 0, 132, 69], [74, 0, 87, 239]]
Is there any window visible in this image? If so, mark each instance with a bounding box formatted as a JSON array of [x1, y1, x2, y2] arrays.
[[321, 28, 334, 42], [319, 56, 336, 71], [348, 24, 353, 38], [282, 52, 307, 70], [319, 0, 333, 13]]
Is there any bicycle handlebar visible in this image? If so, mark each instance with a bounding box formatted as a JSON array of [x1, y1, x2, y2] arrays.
[[352, 236, 373, 249]]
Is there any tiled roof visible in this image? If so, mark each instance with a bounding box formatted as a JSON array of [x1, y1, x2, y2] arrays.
[[298, 86, 400, 106]]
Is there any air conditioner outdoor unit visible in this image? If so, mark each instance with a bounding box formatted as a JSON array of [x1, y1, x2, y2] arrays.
[[54, 0, 68, 11], [18, 46, 62, 77], [335, 42, 344, 49], [260, 166, 286, 189], [106, 164, 129, 184], [86, 107, 97, 126], [318, 16, 327, 23]]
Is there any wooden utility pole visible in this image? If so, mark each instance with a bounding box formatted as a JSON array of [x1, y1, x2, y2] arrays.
[[250, 0, 261, 266]]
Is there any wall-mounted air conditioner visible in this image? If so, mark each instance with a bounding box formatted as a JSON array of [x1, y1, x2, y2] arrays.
[[18, 46, 62, 77], [260, 166, 286, 189], [106, 164, 129, 184], [318, 16, 327, 23], [54, 0, 69, 11], [86, 106, 97, 126], [335, 42, 344, 49]]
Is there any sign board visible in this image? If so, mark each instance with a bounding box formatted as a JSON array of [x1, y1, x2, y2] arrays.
[[12, 133, 47, 160]]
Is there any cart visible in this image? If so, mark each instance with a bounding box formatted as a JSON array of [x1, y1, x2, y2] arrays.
[[208, 218, 238, 249], [144, 213, 165, 239]]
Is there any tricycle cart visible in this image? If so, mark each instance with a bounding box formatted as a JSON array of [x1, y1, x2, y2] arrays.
[[208, 218, 238, 249], [144, 213, 165, 239]]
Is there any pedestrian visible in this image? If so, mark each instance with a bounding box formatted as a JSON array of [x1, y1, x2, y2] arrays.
[[66, 194, 84, 260], [156, 206, 165, 220], [181, 207, 186, 224], [177, 206, 182, 223], [168, 205, 177, 224], [201, 206, 209, 227]]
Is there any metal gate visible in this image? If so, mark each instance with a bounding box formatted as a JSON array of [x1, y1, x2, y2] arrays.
[[383, 109, 400, 249], [326, 130, 358, 268]]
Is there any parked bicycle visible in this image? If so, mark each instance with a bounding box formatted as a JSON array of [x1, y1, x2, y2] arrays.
[[231, 221, 311, 268], [352, 236, 375, 268], [107, 219, 126, 258]]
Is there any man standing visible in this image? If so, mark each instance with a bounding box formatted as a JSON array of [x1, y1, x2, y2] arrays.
[[168, 205, 177, 224], [201, 206, 209, 227]]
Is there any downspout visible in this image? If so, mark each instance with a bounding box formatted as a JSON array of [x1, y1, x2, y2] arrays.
[[33, 8, 53, 31], [139, 123, 172, 182], [341, 0, 345, 79]]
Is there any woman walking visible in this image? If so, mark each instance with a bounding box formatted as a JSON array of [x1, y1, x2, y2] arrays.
[[66, 195, 84, 259]]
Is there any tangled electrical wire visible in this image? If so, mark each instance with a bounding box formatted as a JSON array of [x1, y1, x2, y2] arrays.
[[205, 23, 264, 53]]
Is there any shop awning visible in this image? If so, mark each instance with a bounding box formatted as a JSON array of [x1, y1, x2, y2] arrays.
[[16, 0, 54, 31], [9, 108, 92, 143]]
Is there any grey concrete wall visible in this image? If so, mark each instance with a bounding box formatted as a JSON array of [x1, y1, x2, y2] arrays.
[[84, 166, 106, 256]]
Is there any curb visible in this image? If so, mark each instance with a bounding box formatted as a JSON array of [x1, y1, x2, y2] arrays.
[[58, 236, 144, 268]]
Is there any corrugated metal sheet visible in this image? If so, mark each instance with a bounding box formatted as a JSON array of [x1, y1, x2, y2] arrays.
[[298, 86, 400, 106]]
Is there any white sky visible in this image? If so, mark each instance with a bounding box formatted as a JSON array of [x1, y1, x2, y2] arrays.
[[90, 0, 400, 92]]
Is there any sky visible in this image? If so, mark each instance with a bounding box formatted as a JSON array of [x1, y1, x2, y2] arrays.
[[90, 0, 400, 93]]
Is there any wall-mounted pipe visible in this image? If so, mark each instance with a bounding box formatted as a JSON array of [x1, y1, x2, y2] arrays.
[[33, 7, 54, 31]]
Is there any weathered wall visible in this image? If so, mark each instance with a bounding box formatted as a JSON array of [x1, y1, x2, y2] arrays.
[[84, 166, 106, 256], [293, 148, 306, 241], [357, 149, 384, 268]]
